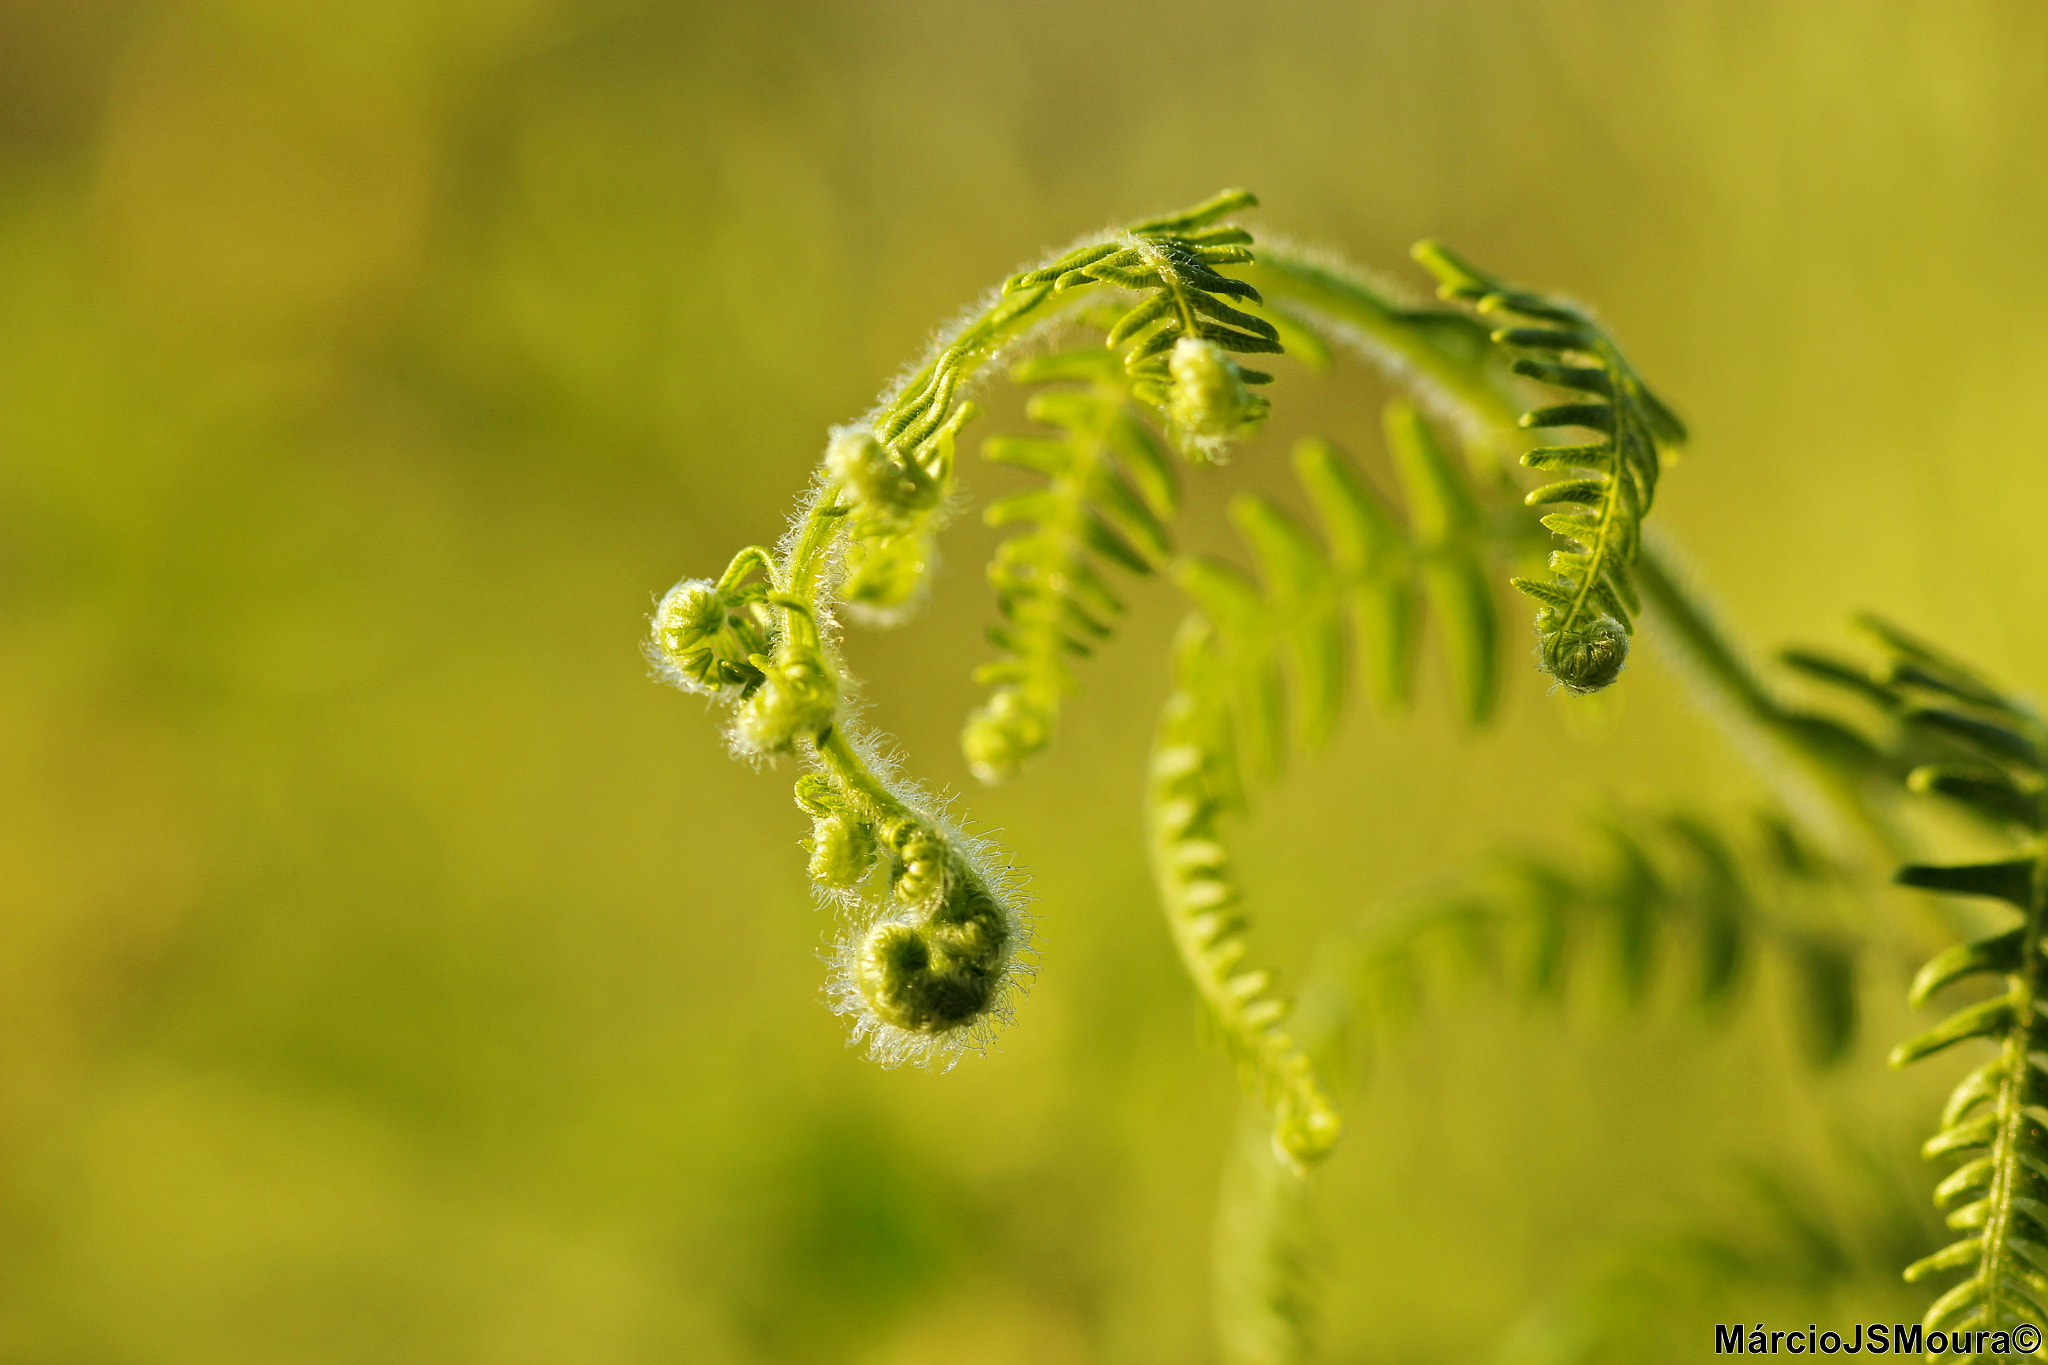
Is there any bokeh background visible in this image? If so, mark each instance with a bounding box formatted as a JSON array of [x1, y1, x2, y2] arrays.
[[6, 1, 2048, 1361]]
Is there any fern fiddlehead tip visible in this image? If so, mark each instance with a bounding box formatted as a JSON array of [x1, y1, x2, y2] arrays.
[[827, 800, 1035, 1070], [1537, 612, 1630, 694], [728, 643, 837, 757], [648, 576, 772, 697], [1411, 240, 1683, 700], [1167, 336, 1270, 460]]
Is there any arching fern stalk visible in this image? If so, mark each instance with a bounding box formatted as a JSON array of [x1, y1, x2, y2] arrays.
[[1414, 241, 1687, 693], [1835, 624, 2048, 1352]]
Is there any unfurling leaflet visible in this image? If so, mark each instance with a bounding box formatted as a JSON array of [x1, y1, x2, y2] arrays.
[[965, 349, 1177, 782], [1004, 188, 1280, 462]]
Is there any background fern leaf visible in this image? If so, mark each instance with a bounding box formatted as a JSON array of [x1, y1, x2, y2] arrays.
[[1329, 810, 1862, 1067]]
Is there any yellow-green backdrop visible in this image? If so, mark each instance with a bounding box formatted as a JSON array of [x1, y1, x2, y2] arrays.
[[5, 2, 2046, 1361]]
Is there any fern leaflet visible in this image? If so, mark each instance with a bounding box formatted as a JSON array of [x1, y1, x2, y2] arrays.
[[963, 348, 1178, 781], [1005, 188, 1281, 459]]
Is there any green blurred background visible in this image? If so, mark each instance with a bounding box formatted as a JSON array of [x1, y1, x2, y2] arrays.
[[5, 1, 2048, 1360]]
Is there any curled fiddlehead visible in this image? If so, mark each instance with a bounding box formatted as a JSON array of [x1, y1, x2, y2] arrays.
[[1799, 621, 2048, 1348], [1414, 242, 1688, 694]]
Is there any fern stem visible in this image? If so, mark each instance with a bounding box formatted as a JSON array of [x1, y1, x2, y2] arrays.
[[813, 724, 908, 825], [1634, 540, 1907, 861], [1241, 249, 1518, 432]]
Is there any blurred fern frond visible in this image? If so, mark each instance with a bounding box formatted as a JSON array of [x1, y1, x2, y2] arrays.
[[1333, 808, 1864, 1067], [1209, 806, 1872, 1365], [1414, 241, 1687, 695], [1149, 415, 1520, 1168]]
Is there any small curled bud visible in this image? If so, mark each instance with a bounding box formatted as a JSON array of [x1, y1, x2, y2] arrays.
[[650, 578, 771, 694], [1167, 337, 1269, 455], [826, 804, 1033, 1067], [826, 428, 937, 527], [730, 645, 837, 755], [839, 528, 934, 619], [806, 809, 875, 886], [1537, 611, 1629, 694], [962, 687, 1051, 783], [887, 822, 947, 906], [1273, 1080, 1343, 1169], [854, 842, 1011, 1033]]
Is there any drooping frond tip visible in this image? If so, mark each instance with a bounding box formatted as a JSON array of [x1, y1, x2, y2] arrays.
[[1149, 425, 1519, 1169], [1412, 240, 1686, 696]]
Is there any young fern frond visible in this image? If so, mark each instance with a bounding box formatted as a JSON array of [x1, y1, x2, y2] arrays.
[[1414, 241, 1688, 694], [963, 348, 1178, 782], [648, 194, 1707, 1119], [1798, 623, 2048, 1347]]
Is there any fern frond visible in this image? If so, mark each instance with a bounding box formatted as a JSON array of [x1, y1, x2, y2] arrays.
[[1413, 241, 1687, 694], [651, 195, 1279, 1061], [963, 348, 1177, 781], [1171, 419, 1505, 774], [1855, 630, 2048, 1349], [1151, 669, 1339, 1169]]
